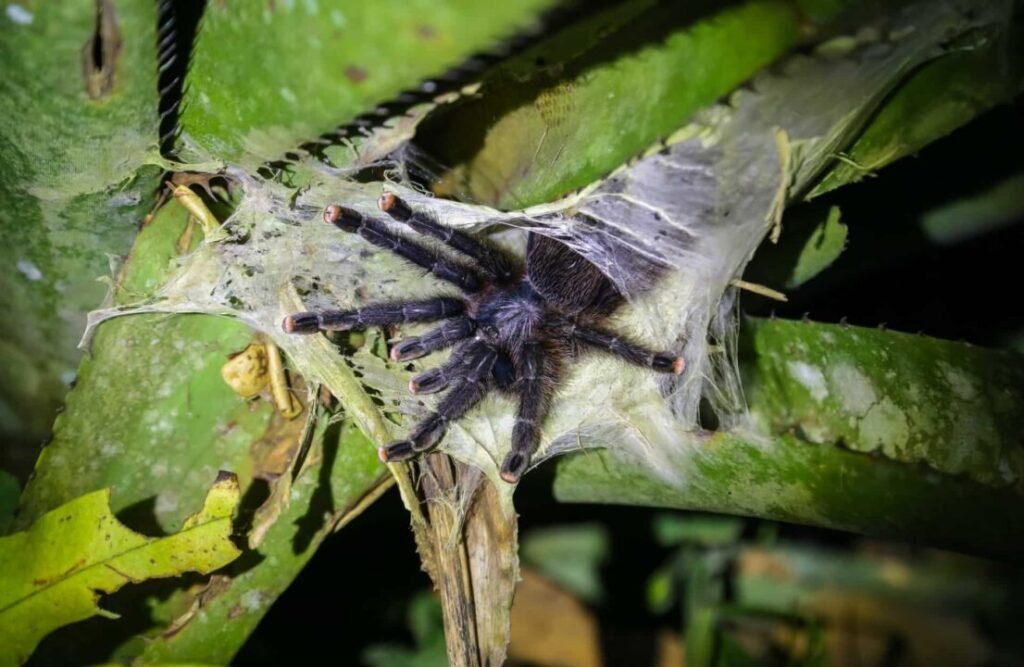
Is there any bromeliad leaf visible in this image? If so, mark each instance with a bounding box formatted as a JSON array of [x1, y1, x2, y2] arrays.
[[0, 473, 242, 667], [786, 206, 848, 288]]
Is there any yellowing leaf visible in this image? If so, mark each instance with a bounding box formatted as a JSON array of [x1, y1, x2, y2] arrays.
[[0, 473, 242, 666]]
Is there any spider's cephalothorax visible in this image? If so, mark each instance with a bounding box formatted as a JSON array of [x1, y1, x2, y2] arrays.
[[283, 194, 683, 483]]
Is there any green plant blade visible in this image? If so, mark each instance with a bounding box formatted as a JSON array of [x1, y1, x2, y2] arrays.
[[749, 319, 1023, 486], [553, 319, 1024, 558], [810, 18, 1024, 196], [135, 418, 386, 664], [179, 0, 558, 170], [423, 0, 830, 209], [17, 195, 386, 663], [0, 0, 162, 454], [0, 474, 241, 667], [786, 206, 848, 288]]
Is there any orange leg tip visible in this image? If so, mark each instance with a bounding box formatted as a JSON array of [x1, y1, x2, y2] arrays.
[[323, 204, 342, 224], [378, 192, 397, 212], [672, 357, 685, 375]]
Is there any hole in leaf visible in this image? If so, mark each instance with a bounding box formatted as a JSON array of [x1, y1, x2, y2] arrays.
[[82, 0, 122, 99]]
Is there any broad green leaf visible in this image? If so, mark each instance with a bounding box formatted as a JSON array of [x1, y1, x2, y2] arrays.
[[0, 474, 241, 667], [135, 418, 386, 664], [179, 0, 558, 170], [0, 0, 161, 451], [786, 206, 848, 288], [19, 194, 386, 662], [554, 320, 1024, 559], [15, 196, 274, 532], [811, 18, 1024, 196], [424, 0, 825, 208], [749, 318, 1023, 487]]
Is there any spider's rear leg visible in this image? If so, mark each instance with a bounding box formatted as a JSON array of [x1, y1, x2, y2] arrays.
[[500, 340, 555, 484], [390, 316, 475, 362], [378, 193, 515, 283], [283, 297, 463, 334], [324, 204, 484, 292], [380, 340, 497, 462], [568, 323, 684, 374]]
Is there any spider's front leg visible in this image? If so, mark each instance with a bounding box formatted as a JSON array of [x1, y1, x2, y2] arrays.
[[380, 339, 497, 462], [282, 297, 464, 334], [324, 204, 485, 292], [378, 193, 514, 283]]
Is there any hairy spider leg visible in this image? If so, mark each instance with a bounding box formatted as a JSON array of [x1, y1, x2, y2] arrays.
[[390, 316, 476, 362], [380, 340, 498, 462], [500, 340, 553, 484], [283, 298, 464, 334], [324, 204, 484, 292], [378, 193, 515, 283], [566, 322, 685, 374], [407, 346, 467, 394]]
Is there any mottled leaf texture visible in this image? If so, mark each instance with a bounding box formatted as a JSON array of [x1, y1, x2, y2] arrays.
[[0, 0, 161, 461], [554, 319, 1024, 559], [0, 474, 241, 666]]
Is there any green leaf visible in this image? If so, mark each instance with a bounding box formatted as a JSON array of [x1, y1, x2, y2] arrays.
[[0, 0, 162, 450], [653, 514, 744, 548], [135, 418, 386, 664], [521, 524, 609, 604], [786, 206, 848, 288], [811, 16, 1024, 195], [554, 320, 1024, 559], [0, 474, 241, 667], [424, 0, 825, 208], [179, 0, 559, 170], [16, 314, 273, 533], [749, 318, 1024, 487], [920, 172, 1024, 245], [18, 193, 387, 662]]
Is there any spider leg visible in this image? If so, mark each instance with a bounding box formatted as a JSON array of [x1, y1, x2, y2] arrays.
[[568, 323, 684, 374], [380, 340, 496, 462], [378, 193, 515, 282], [390, 316, 475, 362], [324, 204, 483, 292], [500, 340, 553, 484], [283, 297, 463, 334]]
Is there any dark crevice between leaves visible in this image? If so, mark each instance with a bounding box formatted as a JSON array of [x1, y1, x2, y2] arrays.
[[292, 419, 341, 554], [256, 0, 628, 183], [157, 0, 207, 157], [83, 0, 122, 100]]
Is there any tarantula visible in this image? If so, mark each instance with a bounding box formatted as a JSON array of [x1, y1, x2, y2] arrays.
[[283, 194, 683, 483]]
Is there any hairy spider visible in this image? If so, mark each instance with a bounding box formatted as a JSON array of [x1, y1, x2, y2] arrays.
[[283, 194, 683, 483]]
